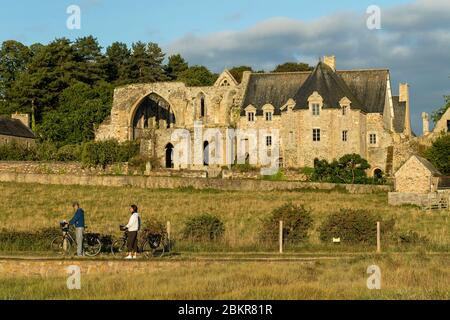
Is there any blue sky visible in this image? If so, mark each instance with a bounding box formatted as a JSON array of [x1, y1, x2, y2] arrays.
[[0, 0, 449, 133], [0, 0, 410, 46]]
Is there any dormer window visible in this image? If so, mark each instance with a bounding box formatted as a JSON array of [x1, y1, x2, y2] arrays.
[[312, 103, 320, 116], [342, 106, 348, 116], [248, 112, 255, 122], [262, 104, 275, 122], [245, 105, 257, 123], [339, 97, 351, 116], [308, 92, 323, 117]]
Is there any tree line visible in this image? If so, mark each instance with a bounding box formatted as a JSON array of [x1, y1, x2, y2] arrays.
[[0, 36, 313, 146]]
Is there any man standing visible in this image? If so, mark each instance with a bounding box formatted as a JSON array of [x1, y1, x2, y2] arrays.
[[69, 202, 85, 257]]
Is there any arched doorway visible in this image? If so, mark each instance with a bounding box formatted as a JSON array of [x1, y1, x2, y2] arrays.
[[165, 143, 174, 169], [203, 141, 209, 166], [373, 168, 383, 179], [132, 93, 176, 140]]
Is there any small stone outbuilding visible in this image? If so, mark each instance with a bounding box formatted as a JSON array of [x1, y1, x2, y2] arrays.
[[0, 114, 36, 147], [389, 155, 449, 207]]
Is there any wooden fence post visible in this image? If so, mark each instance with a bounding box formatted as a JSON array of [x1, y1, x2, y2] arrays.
[[167, 221, 171, 251], [376, 221, 381, 253], [279, 220, 283, 254]]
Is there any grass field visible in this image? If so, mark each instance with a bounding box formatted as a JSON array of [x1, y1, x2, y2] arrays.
[[0, 182, 448, 252], [1, 254, 448, 299], [0, 182, 449, 300]]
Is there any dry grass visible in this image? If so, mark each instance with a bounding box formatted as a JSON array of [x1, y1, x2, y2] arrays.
[[0, 254, 448, 300], [0, 182, 448, 251]]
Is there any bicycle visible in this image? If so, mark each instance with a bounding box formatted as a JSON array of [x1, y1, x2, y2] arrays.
[[50, 221, 102, 257], [111, 225, 167, 258]]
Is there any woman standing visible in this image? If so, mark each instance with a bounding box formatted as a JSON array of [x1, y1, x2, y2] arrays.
[[125, 205, 140, 259]]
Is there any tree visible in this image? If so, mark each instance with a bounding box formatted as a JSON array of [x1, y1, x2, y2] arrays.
[[229, 66, 253, 83], [105, 42, 131, 83], [431, 95, 450, 124], [126, 42, 168, 83], [72, 36, 106, 85], [272, 62, 312, 73], [425, 134, 450, 175], [37, 81, 113, 145], [165, 54, 188, 80], [178, 66, 218, 86], [0, 40, 32, 113], [6, 38, 77, 129]]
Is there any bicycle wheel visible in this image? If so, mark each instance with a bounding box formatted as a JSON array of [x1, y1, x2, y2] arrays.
[[84, 237, 102, 257], [50, 236, 72, 255], [111, 239, 127, 257], [142, 239, 165, 259]]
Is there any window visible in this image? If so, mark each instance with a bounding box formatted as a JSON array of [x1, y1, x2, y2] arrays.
[[200, 96, 206, 118], [265, 112, 273, 121], [342, 130, 348, 142], [266, 136, 272, 147], [313, 129, 321, 142], [369, 133, 377, 145], [312, 103, 320, 116], [342, 106, 348, 116], [247, 112, 255, 122]]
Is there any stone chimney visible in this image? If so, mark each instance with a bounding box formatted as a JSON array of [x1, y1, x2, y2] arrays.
[[11, 113, 30, 128], [422, 112, 430, 136], [399, 83, 412, 136], [323, 55, 336, 71]]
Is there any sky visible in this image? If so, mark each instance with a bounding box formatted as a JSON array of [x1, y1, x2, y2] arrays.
[[0, 0, 449, 133]]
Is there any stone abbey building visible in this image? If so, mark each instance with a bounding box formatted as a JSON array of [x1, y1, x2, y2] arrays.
[[96, 56, 414, 176]]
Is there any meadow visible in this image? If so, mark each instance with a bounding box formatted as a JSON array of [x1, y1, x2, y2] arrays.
[[0, 181, 448, 253], [1, 254, 448, 300]]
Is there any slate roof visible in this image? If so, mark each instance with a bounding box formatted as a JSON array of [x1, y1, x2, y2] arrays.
[[392, 96, 406, 133], [0, 117, 35, 139], [241, 61, 389, 115], [241, 72, 310, 115], [414, 155, 442, 176], [293, 62, 363, 110]]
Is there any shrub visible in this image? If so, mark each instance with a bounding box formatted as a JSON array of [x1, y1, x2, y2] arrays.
[[0, 140, 36, 161], [424, 133, 450, 175], [55, 144, 82, 162], [182, 214, 225, 241], [81, 140, 139, 168], [260, 203, 314, 243], [35, 141, 59, 161], [318, 209, 395, 245]]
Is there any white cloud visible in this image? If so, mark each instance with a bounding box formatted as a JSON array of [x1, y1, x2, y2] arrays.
[[165, 0, 450, 132]]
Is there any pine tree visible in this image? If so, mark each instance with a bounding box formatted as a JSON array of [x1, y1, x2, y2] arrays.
[[165, 54, 188, 80]]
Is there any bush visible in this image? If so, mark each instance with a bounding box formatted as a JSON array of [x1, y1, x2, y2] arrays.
[[318, 209, 395, 245], [81, 140, 139, 168], [260, 203, 314, 243], [424, 134, 450, 175], [182, 214, 225, 241], [55, 144, 82, 162], [0, 140, 36, 161]]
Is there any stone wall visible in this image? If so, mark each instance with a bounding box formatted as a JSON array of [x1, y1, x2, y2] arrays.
[[0, 171, 391, 194], [388, 191, 450, 207], [0, 161, 129, 176]]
